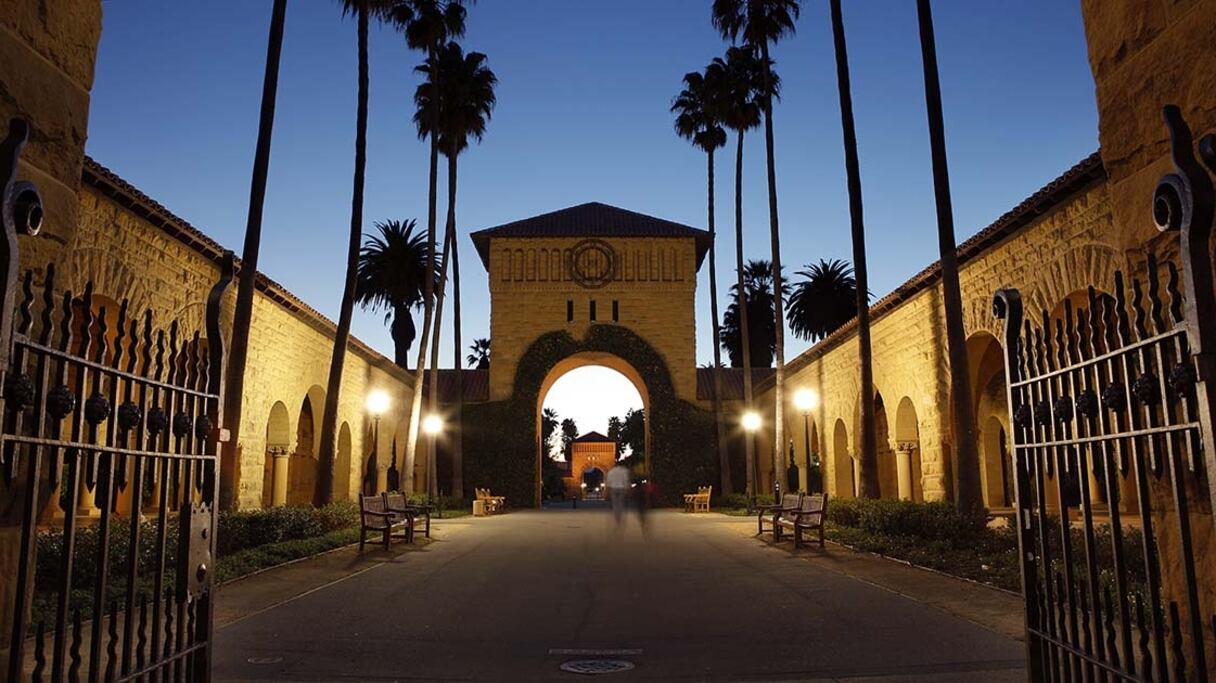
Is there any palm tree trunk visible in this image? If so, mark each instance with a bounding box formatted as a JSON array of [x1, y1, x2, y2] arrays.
[[734, 131, 757, 499], [221, 0, 287, 511], [449, 154, 464, 502], [830, 0, 879, 499], [917, 0, 981, 513], [403, 55, 443, 495], [707, 151, 732, 496], [316, 4, 369, 506], [758, 40, 787, 496], [426, 181, 456, 501]]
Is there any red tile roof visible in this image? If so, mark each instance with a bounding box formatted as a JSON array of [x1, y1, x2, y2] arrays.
[[573, 431, 614, 443], [470, 201, 711, 270]]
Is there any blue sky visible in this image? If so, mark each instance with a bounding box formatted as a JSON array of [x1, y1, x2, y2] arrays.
[[86, 1, 1099, 374]]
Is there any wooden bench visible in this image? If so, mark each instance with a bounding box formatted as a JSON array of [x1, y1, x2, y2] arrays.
[[757, 493, 803, 536], [384, 491, 431, 542], [774, 492, 828, 548], [475, 488, 505, 514], [359, 494, 407, 551], [683, 486, 712, 513]]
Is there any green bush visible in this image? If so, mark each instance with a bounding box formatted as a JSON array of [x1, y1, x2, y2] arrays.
[[826, 498, 987, 542], [718, 493, 751, 510], [216, 501, 358, 556]]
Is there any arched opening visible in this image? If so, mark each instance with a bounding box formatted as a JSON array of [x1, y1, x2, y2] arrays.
[[262, 401, 291, 507], [894, 397, 923, 501], [966, 332, 1008, 507], [335, 422, 353, 501], [832, 419, 854, 498], [536, 354, 648, 506], [873, 393, 898, 498], [982, 416, 1012, 508], [287, 385, 324, 506]]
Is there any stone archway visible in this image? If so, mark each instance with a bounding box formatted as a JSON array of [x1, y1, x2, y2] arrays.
[[335, 422, 353, 501], [894, 397, 923, 501], [461, 326, 716, 507], [287, 385, 324, 506], [832, 419, 854, 498], [262, 401, 291, 507]]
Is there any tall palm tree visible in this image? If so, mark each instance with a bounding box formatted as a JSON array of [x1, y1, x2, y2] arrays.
[[828, 0, 878, 498], [916, 0, 980, 513], [391, 0, 470, 495], [672, 66, 733, 496], [467, 338, 490, 369], [712, 0, 799, 493], [316, 0, 399, 507], [414, 42, 496, 500], [720, 260, 778, 369], [222, 0, 287, 511], [786, 259, 858, 342], [709, 45, 770, 498], [355, 219, 436, 367]]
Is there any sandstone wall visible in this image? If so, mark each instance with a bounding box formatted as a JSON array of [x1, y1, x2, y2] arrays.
[[487, 236, 699, 403]]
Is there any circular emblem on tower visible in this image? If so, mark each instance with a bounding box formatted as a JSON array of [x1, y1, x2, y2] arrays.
[[568, 238, 616, 289]]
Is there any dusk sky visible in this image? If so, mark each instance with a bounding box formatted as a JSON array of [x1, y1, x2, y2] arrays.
[[86, 1, 1099, 378]]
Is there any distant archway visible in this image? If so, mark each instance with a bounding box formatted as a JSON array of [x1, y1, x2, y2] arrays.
[[982, 416, 1012, 508], [262, 401, 291, 507], [873, 393, 897, 498], [966, 332, 1006, 506], [833, 419, 854, 498], [894, 397, 923, 501]]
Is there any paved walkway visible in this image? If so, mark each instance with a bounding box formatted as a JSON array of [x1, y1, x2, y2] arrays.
[[212, 510, 1026, 682]]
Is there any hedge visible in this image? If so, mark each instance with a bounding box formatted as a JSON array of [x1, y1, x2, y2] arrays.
[[462, 326, 719, 507]]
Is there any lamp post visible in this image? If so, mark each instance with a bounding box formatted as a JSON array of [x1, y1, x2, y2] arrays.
[[742, 411, 762, 507], [366, 390, 390, 494], [794, 388, 820, 492], [422, 413, 443, 507]]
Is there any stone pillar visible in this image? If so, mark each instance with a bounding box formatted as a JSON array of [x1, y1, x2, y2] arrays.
[[0, 3, 102, 664], [895, 442, 917, 501], [270, 448, 288, 506]]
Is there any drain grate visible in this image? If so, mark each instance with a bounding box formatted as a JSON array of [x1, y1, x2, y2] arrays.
[[559, 659, 636, 675]]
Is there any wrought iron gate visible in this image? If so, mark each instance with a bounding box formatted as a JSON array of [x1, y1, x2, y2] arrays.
[[995, 107, 1216, 681], [1, 119, 233, 682]]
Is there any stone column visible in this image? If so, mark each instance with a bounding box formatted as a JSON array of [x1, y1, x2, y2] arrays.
[[895, 441, 917, 501], [270, 447, 289, 506]]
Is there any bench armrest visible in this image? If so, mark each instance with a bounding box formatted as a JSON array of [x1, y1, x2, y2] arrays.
[[362, 510, 393, 519]]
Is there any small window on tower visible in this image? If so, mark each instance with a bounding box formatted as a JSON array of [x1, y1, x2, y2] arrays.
[[612, 300, 619, 322], [589, 300, 597, 322], [567, 300, 574, 322]]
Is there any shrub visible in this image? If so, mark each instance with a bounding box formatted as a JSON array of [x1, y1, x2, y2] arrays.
[[827, 498, 987, 542], [718, 493, 751, 510]]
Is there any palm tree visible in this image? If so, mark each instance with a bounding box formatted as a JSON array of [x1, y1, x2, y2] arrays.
[[355, 219, 436, 367], [709, 45, 769, 498], [916, 0, 980, 513], [672, 66, 733, 496], [391, 0, 471, 496], [720, 260, 778, 369], [316, 0, 399, 507], [222, 0, 287, 511], [828, 0, 879, 498], [467, 338, 490, 369], [712, 0, 799, 493], [786, 259, 859, 342], [415, 41, 496, 500]]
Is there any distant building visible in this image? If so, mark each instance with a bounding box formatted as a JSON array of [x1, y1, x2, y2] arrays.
[[564, 431, 617, 499]]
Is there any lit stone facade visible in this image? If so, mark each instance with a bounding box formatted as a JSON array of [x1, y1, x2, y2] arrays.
[[485, 234, 700, 404]]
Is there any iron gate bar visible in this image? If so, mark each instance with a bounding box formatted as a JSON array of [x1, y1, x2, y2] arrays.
[[995, 106, 1214, 682], [1, 117, 232, 683]]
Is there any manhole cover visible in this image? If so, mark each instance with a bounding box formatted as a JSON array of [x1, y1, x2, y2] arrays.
[[560, 659, 635, 675]]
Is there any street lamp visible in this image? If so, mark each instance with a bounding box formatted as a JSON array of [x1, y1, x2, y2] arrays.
[[794, 388, 820, 492], [422, 414, 443, 507], [366, 390, 390, 494], [742, 411, 762, 507]]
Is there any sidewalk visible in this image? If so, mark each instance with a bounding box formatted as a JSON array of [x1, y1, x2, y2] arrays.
[[712, 512, 1025, 641]]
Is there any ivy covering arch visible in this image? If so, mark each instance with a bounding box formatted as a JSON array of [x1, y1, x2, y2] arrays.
[[462, 325, 718, 506]]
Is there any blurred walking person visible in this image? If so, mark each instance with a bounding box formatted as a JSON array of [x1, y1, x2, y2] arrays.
[[607, 461, 631, 529]]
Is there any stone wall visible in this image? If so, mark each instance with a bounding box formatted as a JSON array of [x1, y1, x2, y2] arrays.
[[757, 163, 1124, 504], [58, 160, 417, 510], [487, 236, 699, 403]]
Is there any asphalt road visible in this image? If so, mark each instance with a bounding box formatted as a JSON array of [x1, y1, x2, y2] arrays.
[[212, 509, 1025, 682]]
